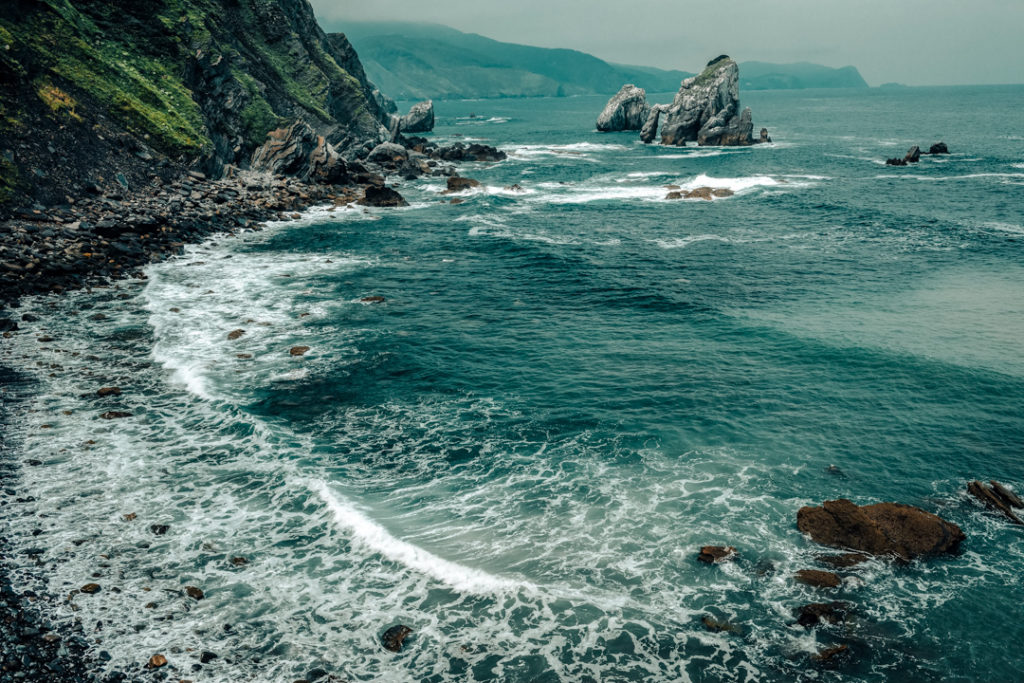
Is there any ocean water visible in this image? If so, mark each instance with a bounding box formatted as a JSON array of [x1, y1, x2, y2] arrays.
[[3, 86, 1024, 682]]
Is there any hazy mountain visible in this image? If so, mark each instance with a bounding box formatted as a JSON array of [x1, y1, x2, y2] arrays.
[[329, 21, 868, 100]]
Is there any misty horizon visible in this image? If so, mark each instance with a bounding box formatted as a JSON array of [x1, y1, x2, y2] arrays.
[[312, 0, 1024, 87]]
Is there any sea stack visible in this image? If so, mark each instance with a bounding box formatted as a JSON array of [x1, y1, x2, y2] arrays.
[[400, 100, 435, 133], [650, 55, 759, 146], [596, 84, 651, 132]]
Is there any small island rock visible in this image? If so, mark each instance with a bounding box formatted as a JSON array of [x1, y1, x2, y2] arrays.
[[596, 85, 650, 132]]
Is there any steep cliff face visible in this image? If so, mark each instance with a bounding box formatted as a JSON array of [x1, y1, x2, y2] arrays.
[[0, 0, 391, 207], [596, 84, 649, 132]]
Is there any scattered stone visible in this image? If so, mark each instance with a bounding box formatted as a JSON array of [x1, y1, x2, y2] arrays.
[[227, 329, 245, 340], [147, 654, 168, 669], [443, 176, 481, 194], [665, 191, 683, 200], [503, 183, 524, 192], [816, 553, 870, 568], [96, 387, 121, 397], [230, 556, 248, 566], [796, 499, 966, 560], [122, 512, 137, 522], [80, 583, 101, 594], [794, 569, 841, 588], [236, 353, 252, 359], [360, 296, 386, 304], [199, 651, 218, 664], [381, 624, 413, 652], [100, 411, 132, 419], [289, 346, 310, 357], [150, 524, 169, 535], [759, 127, 772, 143], [184, 586, 204, 600], [684, 187, 714, 201], [449, 198, 464, 205], [886, 157, 908, 166], [796, 601, 849, 628], [697, 546, 736, 564]]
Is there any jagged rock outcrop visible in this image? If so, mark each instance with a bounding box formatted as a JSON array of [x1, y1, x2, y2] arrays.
[[0, 0, 394, 207], [596, 85, 650, 132], [640, 104, 669, 144], [797, 499, 965, 561], [250, 121, 349, 184], [650, 56, 757, 147], [400, 101, 435, 133]]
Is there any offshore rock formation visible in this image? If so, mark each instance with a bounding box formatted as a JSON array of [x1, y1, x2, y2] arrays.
[[659, 56, 754, 146], [797, 499, 965, 561], [596, 85, 650, 132], [629, 56, 763, 147], [400, 101, 435, 133]]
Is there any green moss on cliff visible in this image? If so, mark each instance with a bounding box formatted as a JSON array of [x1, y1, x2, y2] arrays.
[[692, 57, 734, 88]]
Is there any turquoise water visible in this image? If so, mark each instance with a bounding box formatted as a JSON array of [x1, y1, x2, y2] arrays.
[[3, 86, 1024, 682]]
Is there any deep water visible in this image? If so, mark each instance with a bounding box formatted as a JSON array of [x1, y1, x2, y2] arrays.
[[3, 86, 1024, 682]]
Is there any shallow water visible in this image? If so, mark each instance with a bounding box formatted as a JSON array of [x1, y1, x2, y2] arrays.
[[3, 86, 1024, 682]]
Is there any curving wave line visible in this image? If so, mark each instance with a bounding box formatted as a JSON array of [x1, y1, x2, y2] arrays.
[[312, 479, 530, 595]]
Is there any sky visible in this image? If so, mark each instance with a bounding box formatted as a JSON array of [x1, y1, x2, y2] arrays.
[[310, 0, 1024, 86]]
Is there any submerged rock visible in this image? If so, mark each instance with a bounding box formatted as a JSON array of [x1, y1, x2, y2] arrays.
[[697, 546, 736, 564], [796, 601, 849, 628], [381, 624, 413, 652], [400, 101, 435, 133], [596, 85, 650, 132], [657, 56, 756, 147], [967, 480, 1024, 525], [794, 569, 841, 588], [816, 553, 870, 568], [797, 499, 965, 560]]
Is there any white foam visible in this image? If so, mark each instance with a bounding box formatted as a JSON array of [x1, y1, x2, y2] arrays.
[[655, 234, 732, 250], [681, 173, 780, 193], [313, 480, 526, 595]]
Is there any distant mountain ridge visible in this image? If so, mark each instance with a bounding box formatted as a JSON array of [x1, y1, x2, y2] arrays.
[[330, 21, 868, 100]]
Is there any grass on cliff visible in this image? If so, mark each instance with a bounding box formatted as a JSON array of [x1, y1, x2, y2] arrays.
[[690, 57, 735, 88]]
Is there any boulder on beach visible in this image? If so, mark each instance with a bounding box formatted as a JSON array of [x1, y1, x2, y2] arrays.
[[796, 499, 965, 560], [251, 121, 349, 185], [596, 84, 650, 132]]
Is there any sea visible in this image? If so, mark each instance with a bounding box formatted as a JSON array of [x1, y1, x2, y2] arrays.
[[2, 85, 1024, 682]]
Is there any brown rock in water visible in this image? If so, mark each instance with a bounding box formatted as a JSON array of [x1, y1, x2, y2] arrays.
[[990, 480, 1024, 509], [230, 556, 248, 566], [184, 586, 204, 600], [504, 183, 525, 192], [886, 157, 908, 166], [796, 601, 849, 628], [100, 411, 132, 419], [697, 546, 736, 564], [702, 615, 742, 634], [928, 142, 950, 155], [665, 191, 683, 200], [361, 296, 386, 304], [289, 346, 310, 357], [443, 176, 481, 194], [759, 128, 772, 143], [796, 499, 965, 560], [358, 186, 409, 208], [967, 481, 1024, 525], [816, 553, 870, 568], [80, 583, 101, 594], [150, 524, 169, 535], [794, 569, 841, 588], [711, 188, 734, 198], [122, 512, 137, 522], [147, 654, 167, 669], [381, 624, 413, 652], [227, 329, 245, 340], [449, 198, 465, 205], [96, 387, 121, 397], [684, 187, 714, 201]]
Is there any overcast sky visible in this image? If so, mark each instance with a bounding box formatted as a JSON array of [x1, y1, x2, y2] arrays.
[[310, 0, 1024, 86]]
